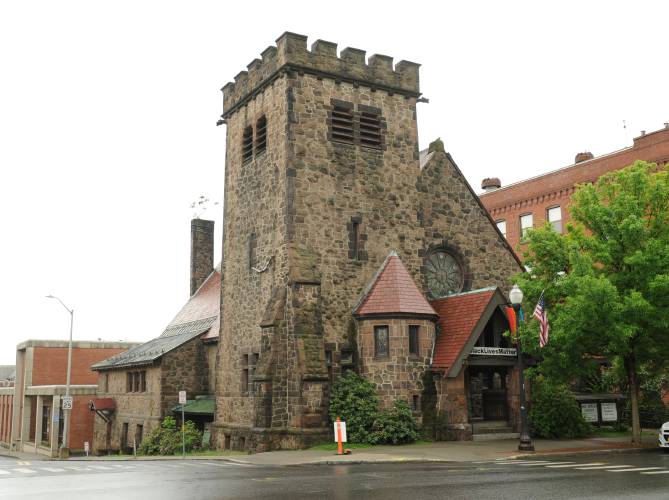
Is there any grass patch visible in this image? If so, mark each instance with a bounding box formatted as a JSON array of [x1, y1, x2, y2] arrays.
[[589, 427, 656, 438]]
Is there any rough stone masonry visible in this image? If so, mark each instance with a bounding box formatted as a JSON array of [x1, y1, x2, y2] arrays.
[[213, 32, 521, 452]]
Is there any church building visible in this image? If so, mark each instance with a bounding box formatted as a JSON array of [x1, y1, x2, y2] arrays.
[[213, 32, 525, 452]]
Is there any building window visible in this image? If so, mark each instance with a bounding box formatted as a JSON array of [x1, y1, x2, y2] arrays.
[[41, 405, 50, 443], [412, 395, 421, 412], [102, 373, 108, 393], [520, 213, 533, 240], [241, 354, 249, 393], [242, 125, 254, 164], [547, 206, 562, 233], [140, 371, 146, 392], [126, 372, 132, 393], [347, 216, 366, 261], [255, 115, 267, 156], [135, 424, 143, 447], [409, 325, 420, 356], [121, 423, 129, 450], [248, 233, 257, 270], [374, 325, 390, 358], [358, 105, 383, 149], [329, 100, 355, 144], [126, 371, 146, 393], [496, 220, 507, 238]]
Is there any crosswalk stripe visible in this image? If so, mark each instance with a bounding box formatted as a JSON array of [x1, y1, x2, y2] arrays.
[[494, 461, 552, 465], [544, 462, 577, 468], [519, 462, 572, 467], [41, 468, 66, 472], [88, 465, 113, 470], [608, 467, 664, 473], [13, 468, 36, 474], [547, 463, 604, 468], [162, 464, 184, 468], [641, 470, 669, 475], [576, 465, 632, 470]]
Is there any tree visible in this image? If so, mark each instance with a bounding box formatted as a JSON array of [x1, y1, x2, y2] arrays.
[[516, 161, 669, 444]]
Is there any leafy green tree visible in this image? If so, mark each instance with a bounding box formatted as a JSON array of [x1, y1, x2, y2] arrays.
[[516, 161, 669, 444], [329, 371, 379, 443]]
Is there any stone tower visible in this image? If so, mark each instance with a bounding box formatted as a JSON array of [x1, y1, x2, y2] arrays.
[[214, 33, 521, 451]]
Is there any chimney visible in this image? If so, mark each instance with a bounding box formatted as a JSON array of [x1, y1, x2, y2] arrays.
[[481, 177, 501, 192], [575, 152, 594, 164], [190, 218, 215, 296]]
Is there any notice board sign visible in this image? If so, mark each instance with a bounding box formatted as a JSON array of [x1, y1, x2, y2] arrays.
[[581, 403, 598, 422], [601, 402, 618, 422], [333, 421, 347, 443]]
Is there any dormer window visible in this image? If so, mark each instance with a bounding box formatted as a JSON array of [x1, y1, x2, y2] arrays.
[[255, 116, 267, 155], [242, 126, 254, 164]]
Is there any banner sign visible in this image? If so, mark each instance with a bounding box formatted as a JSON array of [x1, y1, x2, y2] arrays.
[[581, 403, 598, 422], [601, 402, 618, 422], [470, 347, 517, 356]]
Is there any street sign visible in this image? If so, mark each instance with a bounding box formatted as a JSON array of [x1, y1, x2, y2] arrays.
[[178, 391, 187, 405], [581, 403, 598, 422], [601, 402, 618, 422], [333, 420, 347, 443], [62, 396, 73, 410], [84, 441, 90, 456]]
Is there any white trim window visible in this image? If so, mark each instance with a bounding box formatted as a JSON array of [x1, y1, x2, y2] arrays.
[[520, 213, 533, 240], [547, 206, 562, 233], [496, 220, 507, 238]]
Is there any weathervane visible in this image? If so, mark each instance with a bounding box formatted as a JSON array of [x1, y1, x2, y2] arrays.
[[191, 195, 220, 219]]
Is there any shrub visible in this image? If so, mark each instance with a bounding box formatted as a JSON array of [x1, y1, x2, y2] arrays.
[[329, 371, 379, 443], [139, 416, 203, 455], [529, 383, 591, 439], [368, 400, 419, 445]]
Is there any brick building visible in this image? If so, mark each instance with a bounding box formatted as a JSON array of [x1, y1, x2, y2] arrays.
[[91, 219, 220, 454], [0, 340, 135, 457], [479, 124, 669, 253], [213, 33, 525, 451]]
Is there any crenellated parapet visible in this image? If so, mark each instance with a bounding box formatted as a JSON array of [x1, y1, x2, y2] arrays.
[[221, 32, 420, 118]]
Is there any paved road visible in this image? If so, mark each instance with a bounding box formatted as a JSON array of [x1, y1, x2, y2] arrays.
[[0, 450, 667, 499]]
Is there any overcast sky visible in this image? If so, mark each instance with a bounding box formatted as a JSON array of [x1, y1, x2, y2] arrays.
[[1, 1, 667, 365]]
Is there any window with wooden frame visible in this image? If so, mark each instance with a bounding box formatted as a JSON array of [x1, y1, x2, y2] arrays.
[[408, 325, 420, 356], [374, 325, 390, 358], [358, 105, 383, 149], [139, 371, 146, 392], [329, 100, 355, 144], [242, 125, 254, 164], [547, 206, 562, 233], [520, 213, 533, 240], [255, 115, 267, 156]]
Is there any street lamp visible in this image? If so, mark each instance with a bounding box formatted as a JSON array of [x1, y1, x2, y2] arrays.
[[509, 284, 534, 452], [46, 294, 73, 457]]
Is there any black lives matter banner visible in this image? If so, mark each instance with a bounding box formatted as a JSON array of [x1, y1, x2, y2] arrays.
[[470, 347, 517, 356]]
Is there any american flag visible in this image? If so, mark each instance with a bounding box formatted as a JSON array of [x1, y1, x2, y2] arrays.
[[533, 291, 550, 348]]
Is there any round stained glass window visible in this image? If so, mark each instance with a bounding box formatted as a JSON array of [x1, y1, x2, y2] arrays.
[[425, 251, 464, 298]]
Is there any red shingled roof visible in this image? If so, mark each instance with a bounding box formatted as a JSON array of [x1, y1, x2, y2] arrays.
[[354, 253, 436, 317], [168, 270, 221, 340], [431, 288, 496, 371]]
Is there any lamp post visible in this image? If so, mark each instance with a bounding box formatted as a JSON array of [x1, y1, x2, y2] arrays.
[[509, 284, 534, 452], [46, 295, 73, 457]]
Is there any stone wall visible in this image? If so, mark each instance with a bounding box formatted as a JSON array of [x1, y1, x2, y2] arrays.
[[160, 337, 209, 416], [92, 366, 162, 454], [357, 317, 434, 417], [433, 371, 471, 440]]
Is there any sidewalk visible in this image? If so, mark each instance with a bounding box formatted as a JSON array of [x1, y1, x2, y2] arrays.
[[1, 435, 657, 466], [237, 434, 658, 466]]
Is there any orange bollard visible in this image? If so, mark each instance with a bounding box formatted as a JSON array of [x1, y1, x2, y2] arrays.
[[336, 416, 343, 455]]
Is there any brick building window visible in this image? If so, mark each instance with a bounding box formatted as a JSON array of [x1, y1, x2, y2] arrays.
[[242, 125, 254, 164], [496, 220, 507, 238], [408, 325, 420, 356], [329, 100, 355, 144], [547, 206, 562, 233], [520, 213, 533, 240], [255, 115, 267, 156], [358, 105, 383, 149], [374, 325, 389, 358]]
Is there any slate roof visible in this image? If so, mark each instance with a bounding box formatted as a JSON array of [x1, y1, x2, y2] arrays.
[[92, 269, 221, 370], [354, 251, 437, 317], [171, 396, 215, 415], [431, 287, 498, 373]]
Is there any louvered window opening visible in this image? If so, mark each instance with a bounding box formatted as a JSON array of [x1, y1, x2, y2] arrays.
[[359, 110, 382, 148], [331, 105, 355, 144], [242, 126, 254, 164], [255, 116, 267, 155]]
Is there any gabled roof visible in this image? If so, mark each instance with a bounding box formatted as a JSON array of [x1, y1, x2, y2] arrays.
[[92, 270, 221, 371], [353, 251, 437, 317], [431, 287, 509, 377], [91, 316, 215, 371]]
